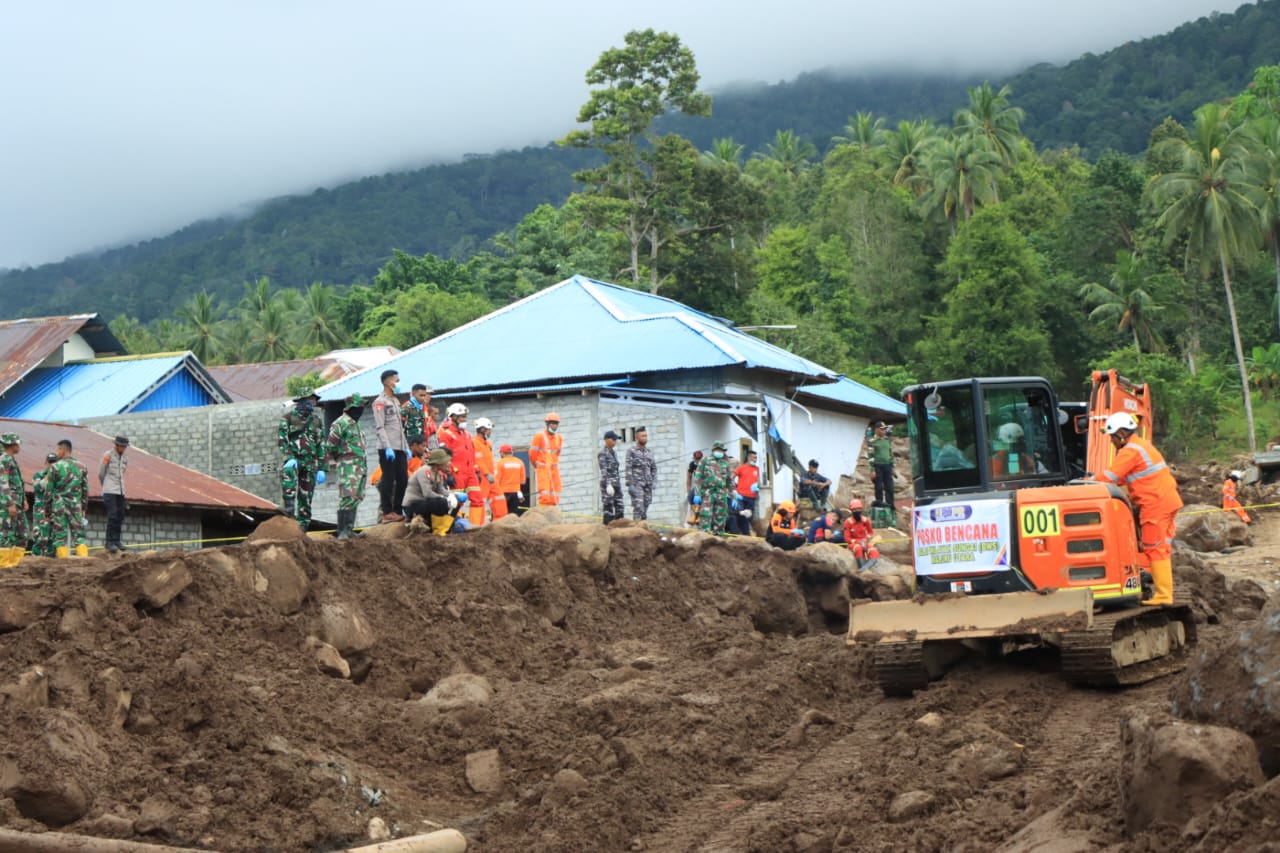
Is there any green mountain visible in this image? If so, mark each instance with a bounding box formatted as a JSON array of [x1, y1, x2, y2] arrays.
[[2, 0, 1275, 323]]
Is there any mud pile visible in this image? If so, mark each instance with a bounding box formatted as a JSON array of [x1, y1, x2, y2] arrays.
[[0, 508, 1271, 853]]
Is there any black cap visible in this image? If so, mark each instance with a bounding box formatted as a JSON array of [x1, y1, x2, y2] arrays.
[[604, 430, 621, 440], [114, 436, 130, 446], [873, 421, 887, 429]]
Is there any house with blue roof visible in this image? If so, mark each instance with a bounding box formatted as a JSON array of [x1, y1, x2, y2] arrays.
[[318, 275, 905, 527], [0, 352, 230, 422]]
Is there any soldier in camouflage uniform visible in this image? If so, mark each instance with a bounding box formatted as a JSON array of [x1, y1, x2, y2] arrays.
[[327, 394, 368, 540], [401, 383, 436, 450], [29, 453, 57, 557], [49, 439, 89, 557], [625, 427, 658, 520], [278, 392, 325, 529], [693, 440, 735, 535], [598, 430, 623, 524], [0, 434, 26, 554]]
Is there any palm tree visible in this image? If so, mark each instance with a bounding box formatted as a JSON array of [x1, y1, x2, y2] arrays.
[[1241, 115, 1280, 337], [248, 299, 295, 362], [296, 282, 347, 353], [753, 130, 816, 178], [916, 134, 1002, 235], [237, 276, 275, 324], [1077, 251, 1163, 352], [701, 138, 744, 171], [954, 82, 1025, 168], [175, 291, 223, 363], [831, 111, 887, 152], [1150, 102, 1264, 452], [882, 119, 937, 190]]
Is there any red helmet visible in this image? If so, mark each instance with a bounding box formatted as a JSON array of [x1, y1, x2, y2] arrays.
[[849, 499, 864, 511], [499, 444, 513, 454]]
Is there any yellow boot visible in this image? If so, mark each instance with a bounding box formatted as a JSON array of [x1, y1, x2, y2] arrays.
[[1142, 558, 1174, 606], [74, 543, 88, 557], [431, 514, 454, 537], [55, 545, 69, 559], [0, 548, 17, 568], [10, 547, 24, 565]]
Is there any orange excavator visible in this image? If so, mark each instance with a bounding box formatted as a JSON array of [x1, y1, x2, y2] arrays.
[[848, 370, 1195, 696]]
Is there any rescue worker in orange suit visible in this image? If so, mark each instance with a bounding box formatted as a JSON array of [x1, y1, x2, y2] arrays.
[[765, 501, 806, 551], [529, 412, 563, 506], [844, 499, 879, 568], [496, 444, 527, 517], [437, 403, 484, 526], [473, 417, 506, 521], [1223, 471, 1252, 524], [1094, 412, 1184, 606]]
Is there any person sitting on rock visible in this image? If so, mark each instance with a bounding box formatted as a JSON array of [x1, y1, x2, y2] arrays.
[[806, 509, 845, 544], [766, 501, 806, 551], [844, 499, 879, 568]]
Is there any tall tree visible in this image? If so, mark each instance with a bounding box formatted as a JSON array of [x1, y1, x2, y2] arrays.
[[1242, 114, 1280, 337], [916, 135, 1002, 235], [701, 138, 745, 171], [296, 282, 347, 355], [954, 82, 1025, 168], [882, 119, 937, 190], [559, 29, 712, 291], [175, 291, 223, 363], [1078, 251, 1163, 352], [1149, 102, 1263, 451], [831, 111, 887, 152], [754, 130, 817, 178]]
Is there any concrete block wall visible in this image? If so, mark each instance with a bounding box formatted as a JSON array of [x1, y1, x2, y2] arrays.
[[598, 401, 687, 526], [81, 506, 203, 552]]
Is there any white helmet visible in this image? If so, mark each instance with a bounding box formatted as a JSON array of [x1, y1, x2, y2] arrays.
[[996, 423, 1024, 443], [474, 417, 494, 430], [446, 403, 468, 417], [1229, 470, 1243, 480], [1102, 412, 1139, 435]]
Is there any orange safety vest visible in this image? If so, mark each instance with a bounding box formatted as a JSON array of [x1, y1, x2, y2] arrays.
[[474, 434, 497, 492], [1223, 478, 1251, 521], [529, 429, 563, 505], [1098, 435, 1183, 516], [770, 511, 801, 536], [496, 456, 526, 493]]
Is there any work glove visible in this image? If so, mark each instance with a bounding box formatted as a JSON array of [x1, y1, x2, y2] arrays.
[[283, 458, 297, 470], [517, 490, 524, 500], [487, 473, 495, 483], [315, 470, 326, 485], [692, 495, 702, 505], [730, 497, 741, 511], [751, 482, 759, 493], [383, 448, 394, 461], [741, 509, 752, 519], [446, 493, 458, 512], [606, 484, 615, 497]]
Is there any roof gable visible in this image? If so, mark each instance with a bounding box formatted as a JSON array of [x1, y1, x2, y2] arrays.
[[0, 314, 124, 396]]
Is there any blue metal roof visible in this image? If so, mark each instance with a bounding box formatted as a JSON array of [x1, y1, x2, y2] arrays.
[[442, 378, 631, 399], [0, 354, 225, 421], [797, 376, 907, 417], [319, 275, 839, 402]]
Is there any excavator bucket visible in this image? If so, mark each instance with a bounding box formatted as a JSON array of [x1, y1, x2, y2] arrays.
[[847, 588, 1096, 645]]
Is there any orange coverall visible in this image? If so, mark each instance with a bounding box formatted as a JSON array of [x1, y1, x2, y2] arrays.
[[1098, 435, 1183, 561], [474, 433, 505, 519], [1223, 477, 1251, 523], [529, 429, 563, 505]]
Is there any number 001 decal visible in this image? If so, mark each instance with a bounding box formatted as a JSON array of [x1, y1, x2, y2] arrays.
[[1019, 505, 1061, 537]]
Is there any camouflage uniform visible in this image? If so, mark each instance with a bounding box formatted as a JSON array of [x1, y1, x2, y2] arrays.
[[48, 456, 88, 552], [29, 468, 54, 556], [0, 438, 27, 548], [278, 401, 325, 529], [401, 399, 436, 448], [327, 399, 368, 513], [694, 448, 734, 534], [625, 443, 658, 520], [598, 444, 623, 524]]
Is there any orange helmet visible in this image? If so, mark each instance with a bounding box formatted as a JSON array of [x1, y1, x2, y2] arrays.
[[545, 411, 560, 423], [779, 500, 797, 513], [848, 499, 864, 511]]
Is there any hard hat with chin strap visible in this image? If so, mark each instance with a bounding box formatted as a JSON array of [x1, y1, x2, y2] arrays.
[[545, 411, 560, 423], [474, 417, 494, 430], [1102, 412, 1139, 435], [848, 499, 864, 511], [997, 423, 1024, 443], [446, 403, 468, 417]]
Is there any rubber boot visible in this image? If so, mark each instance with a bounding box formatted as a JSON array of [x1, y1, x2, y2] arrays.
[[335, 509, 352, 541], [7, 547, 24, 567], [1142, 558, 1174, 606], [431, 514, 453, 536], [55, 545, 69, 559], [0, 548, 16, 568], [283, 497, 296, 518], [468, 502, 486, 527], [74, 543, 88, 557]]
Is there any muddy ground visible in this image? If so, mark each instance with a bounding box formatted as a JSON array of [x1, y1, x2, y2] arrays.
[[0, 504, 1275, 853]]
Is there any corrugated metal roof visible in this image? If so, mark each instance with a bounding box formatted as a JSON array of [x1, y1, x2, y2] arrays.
[[797, 377, 907, 419], [207, 358, 360, 402], [0, 314, 125, 396], [318, 275, 840, 402], [0, 353, 228, 421], [0, 418, 276, 512]]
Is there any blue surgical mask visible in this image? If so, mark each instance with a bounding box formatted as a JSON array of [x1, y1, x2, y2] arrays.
[[713, 451, 724, 459], [393, 384, 402, 394]]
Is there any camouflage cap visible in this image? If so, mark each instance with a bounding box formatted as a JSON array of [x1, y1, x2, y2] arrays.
[[0, 433, 19, 447], [344, 393, 366, 408]]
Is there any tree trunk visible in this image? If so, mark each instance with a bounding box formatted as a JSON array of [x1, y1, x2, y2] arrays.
[[1221, 249, 1258, 453], [1272, 236, 1280, 340]]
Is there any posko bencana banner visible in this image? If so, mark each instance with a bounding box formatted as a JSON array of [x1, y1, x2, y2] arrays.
[[913, 499, 1012, 576]]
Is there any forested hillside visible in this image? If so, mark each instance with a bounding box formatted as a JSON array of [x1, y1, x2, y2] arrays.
[[1, 1, 1275, 323]]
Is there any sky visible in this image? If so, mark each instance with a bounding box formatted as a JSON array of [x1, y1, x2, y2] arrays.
[[0, 0, 1241, 270]]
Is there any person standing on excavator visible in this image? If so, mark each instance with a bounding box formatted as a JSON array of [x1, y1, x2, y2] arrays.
[[1095, 412, 1183, 605]]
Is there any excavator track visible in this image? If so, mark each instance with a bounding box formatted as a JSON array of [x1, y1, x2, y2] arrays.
[[1059, 602, 1197, 687], [870, 641, 930, 698]]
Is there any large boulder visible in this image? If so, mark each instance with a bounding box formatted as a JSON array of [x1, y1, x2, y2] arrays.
[[796, 542, 856, 579], [1120, 711, 1264, 835], [1172, 589, 1280, 775], [419, 674, 495, 714], [1176, 503, 1251, 551], [537, 523, 610, 575], [245, 515, 306, 544], [102, 558, 193, 609], [316, 599, 376, 656], [244, 544, 310, 614], [518, 506, 563, 533]]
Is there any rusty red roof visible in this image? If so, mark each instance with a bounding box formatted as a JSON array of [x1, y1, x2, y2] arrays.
[[206, 357, 360, 402], [0, 418, 276, 513], [0, 314, 125, 396]]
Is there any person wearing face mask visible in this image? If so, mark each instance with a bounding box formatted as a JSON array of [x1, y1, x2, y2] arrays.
[[438, 403, 484, 522], [373, 369, 409, 522], [400, 383, 436, 451], [530, 412, 564, 506], [693, 440, 735, 534], [843, 499, 879, 567], [278, 392, 325, 530], [327, 394, 368, 540], [625, 426, 657, 520]]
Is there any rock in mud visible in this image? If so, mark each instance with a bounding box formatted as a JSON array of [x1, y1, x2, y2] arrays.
[[245, 514, 306, 543], [466, 748, 503, 793], [796, 542, 856, 578], [245, 544, 310, 614], [1120, 711, 1263, 835], [305, 636, 350, 679], [537, 523, 610, 575], [420, 673, 494, 713], [888, 789, 936, 821], [541, 768, 588, 808], [317, 599, 376, 656], [103, 558, 192, 609], [1177, 503, 1251, 551]]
